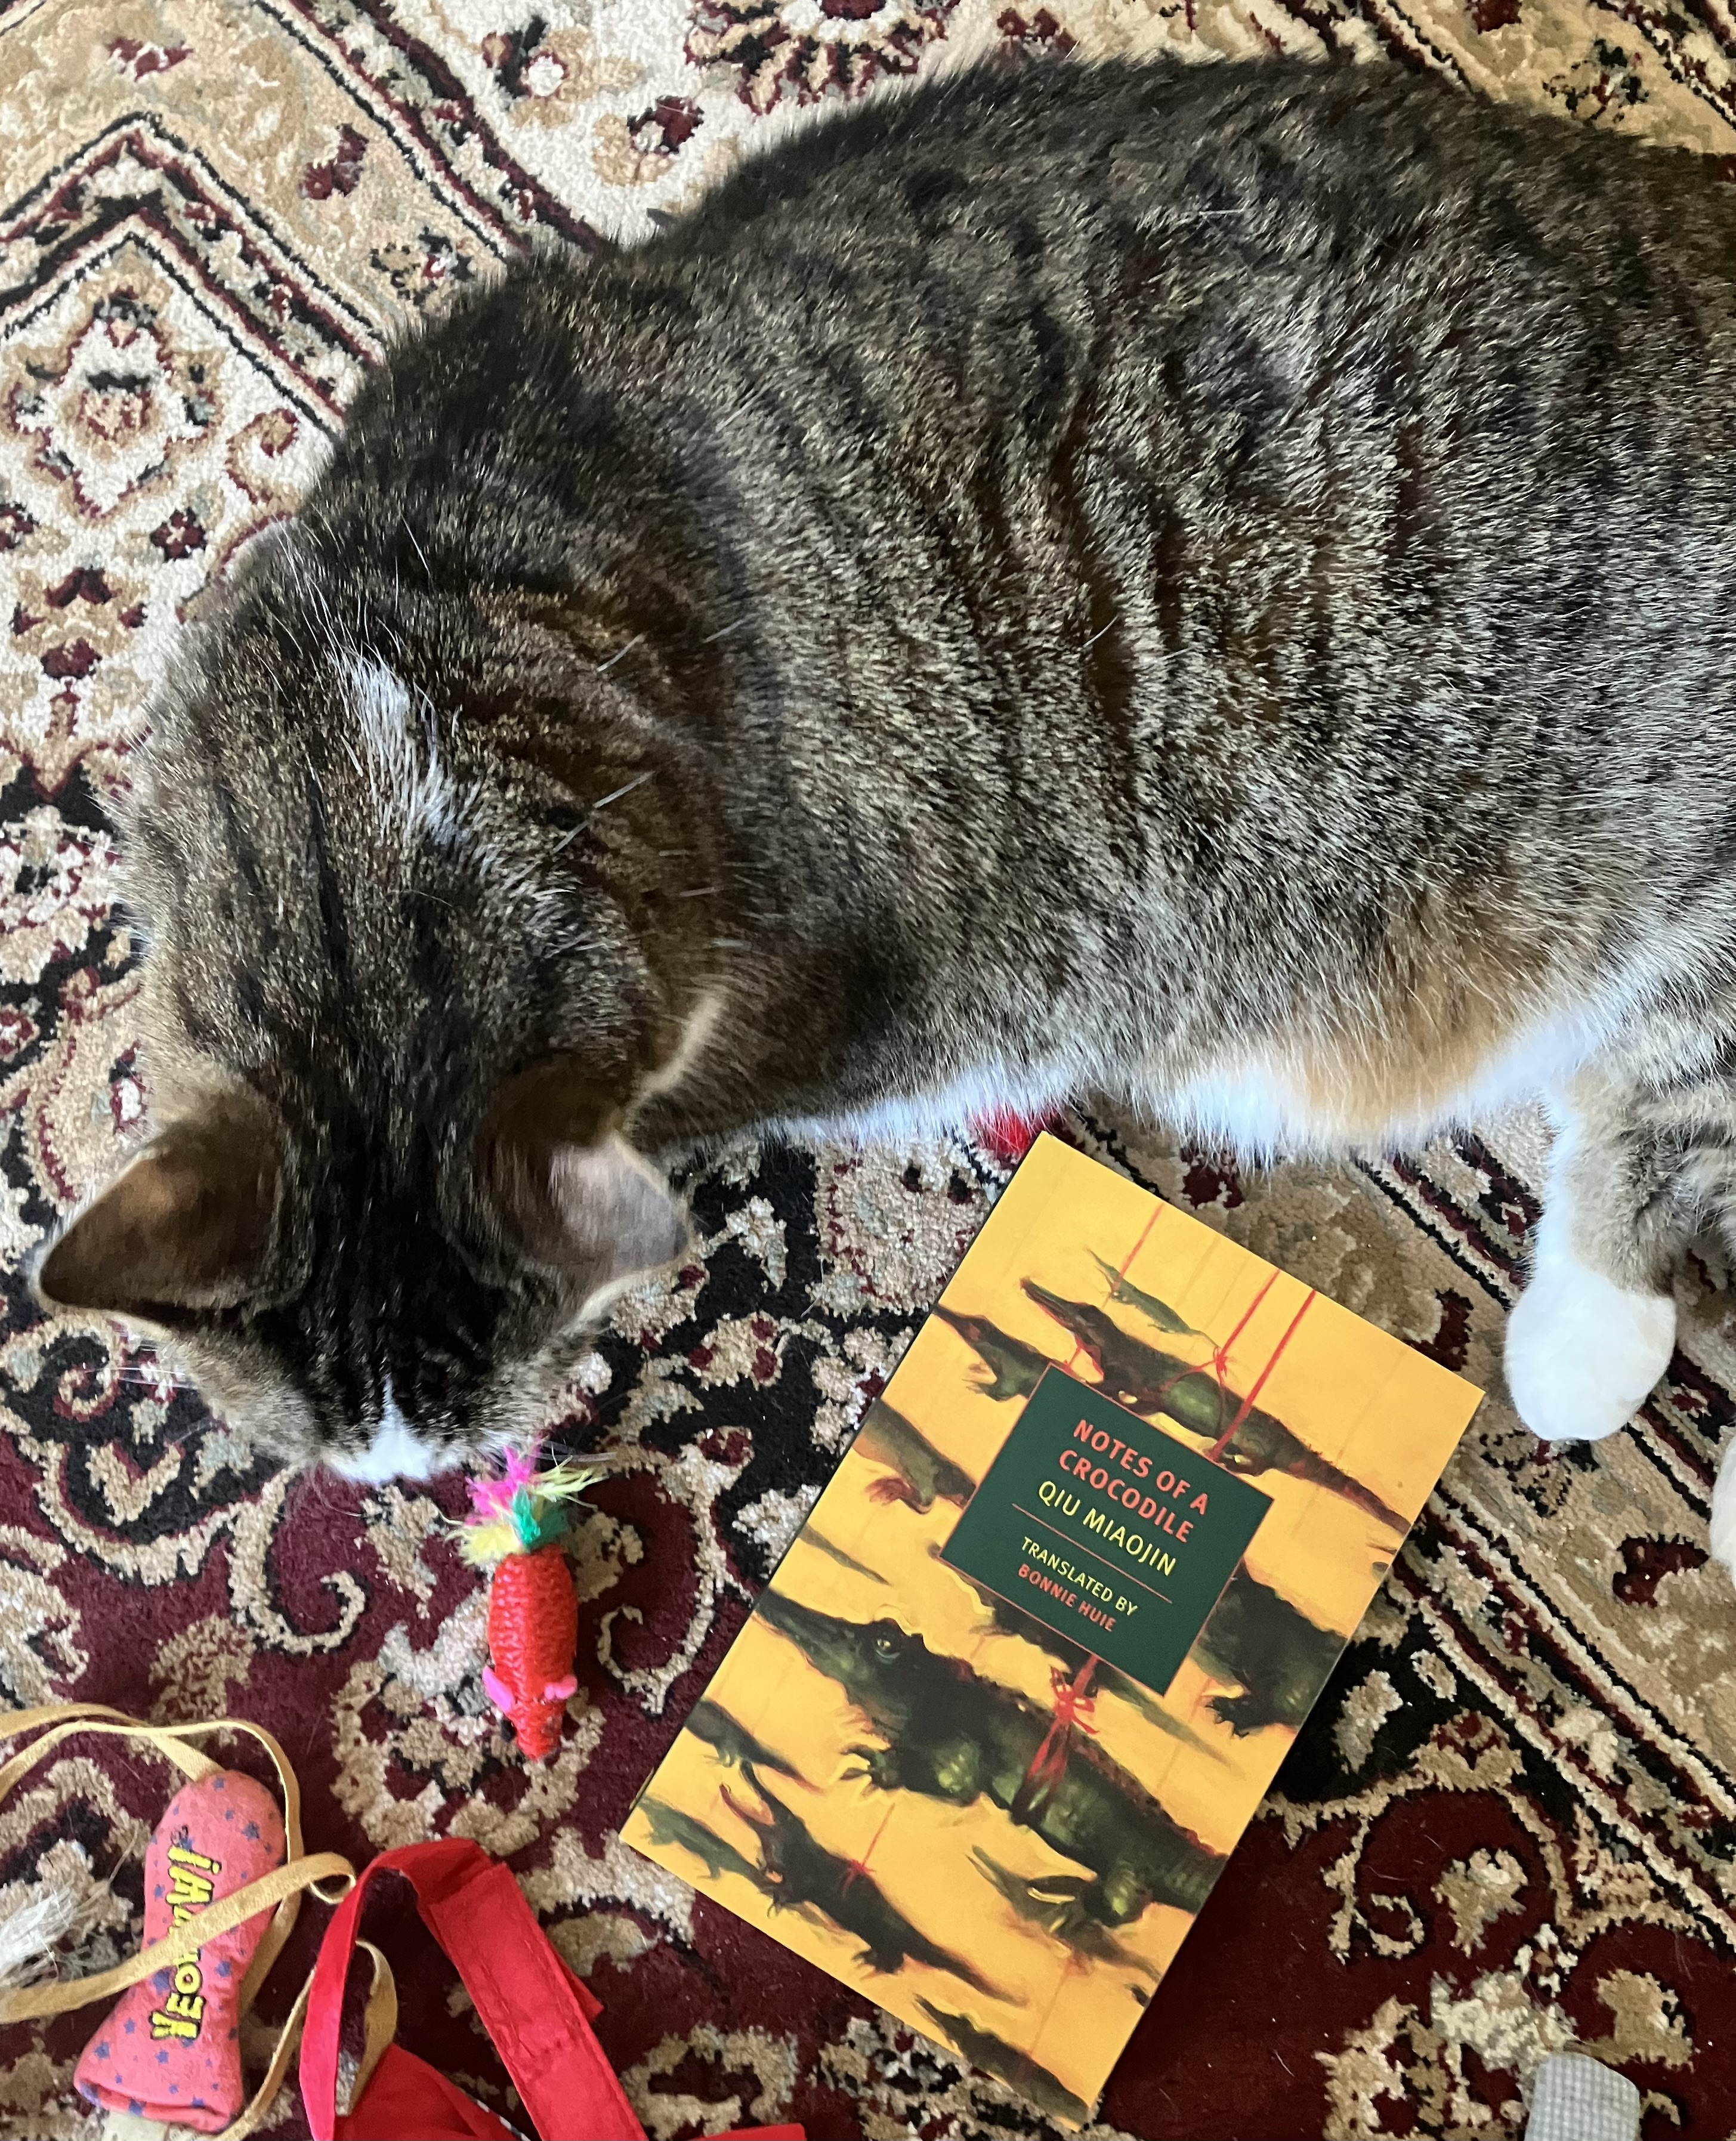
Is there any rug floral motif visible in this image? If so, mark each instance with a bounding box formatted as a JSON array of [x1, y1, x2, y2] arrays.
[[2, 1, 1736, 2136]]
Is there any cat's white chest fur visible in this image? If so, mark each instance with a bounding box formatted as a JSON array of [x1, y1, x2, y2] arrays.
[[330, 1380, 446, 1483], [1162, 1003, 1614, 1158]]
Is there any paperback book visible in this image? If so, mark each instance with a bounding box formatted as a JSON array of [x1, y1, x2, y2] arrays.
[[625, 1135, 1482, 2123]]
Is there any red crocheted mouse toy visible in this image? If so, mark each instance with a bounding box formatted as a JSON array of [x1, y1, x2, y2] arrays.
[[461, 1451, 597, 1762]]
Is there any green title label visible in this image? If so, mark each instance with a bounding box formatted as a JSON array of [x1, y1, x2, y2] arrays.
[[940, 1366, 1271, 1695]]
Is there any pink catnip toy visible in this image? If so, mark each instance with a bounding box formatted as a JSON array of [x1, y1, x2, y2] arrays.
[[75, 1770, 285, 2132]]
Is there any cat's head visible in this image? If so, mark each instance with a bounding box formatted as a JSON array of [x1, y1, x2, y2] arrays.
[[33, 539, 708, 1478], [33, 1065, 692, 1478]]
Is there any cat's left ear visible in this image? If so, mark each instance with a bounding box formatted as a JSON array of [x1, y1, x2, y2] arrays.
[[478, 1067, 691, 1314], [35, 1093, 280, 1324]]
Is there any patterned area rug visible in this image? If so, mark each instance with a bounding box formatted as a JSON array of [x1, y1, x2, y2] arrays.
[[4, 2, 1736, 2136]]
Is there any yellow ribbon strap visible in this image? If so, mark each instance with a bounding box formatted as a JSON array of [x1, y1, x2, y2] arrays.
[[0, 1852, 354, 2023]]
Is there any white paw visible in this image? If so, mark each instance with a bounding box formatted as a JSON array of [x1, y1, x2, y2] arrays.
[[1504, 1259, 1675, 1443], [1712, 1439, 1736, 1581]]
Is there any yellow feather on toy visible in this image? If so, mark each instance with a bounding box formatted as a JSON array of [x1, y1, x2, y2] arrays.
[[458, 1518, 519, 1567], [456, 1454, 604, 1568]]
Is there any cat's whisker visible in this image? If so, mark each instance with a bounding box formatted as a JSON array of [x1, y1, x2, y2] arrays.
[[595, 635, 644, 675], [403, 521, 434, 582], [699, 619, 743, 644], [551, 768, 655, 853], [589, 770, 654, 813], [672, 885, 721, 900], [1082, 617, 1119, 651]]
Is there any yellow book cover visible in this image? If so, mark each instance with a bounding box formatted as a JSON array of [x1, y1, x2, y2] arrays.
[[624, 1135, 1482, 2123]]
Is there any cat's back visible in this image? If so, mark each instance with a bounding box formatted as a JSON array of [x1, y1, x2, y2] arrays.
[[300, 50, 1736, 988], [331, 53, 1736, 561], [651, 52, 1736, 341], [555, 47, 1736, 669]]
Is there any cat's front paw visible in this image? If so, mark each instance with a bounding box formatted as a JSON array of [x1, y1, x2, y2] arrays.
[[1504, 1259, 1675, 1443], [1711, 1436, 1736, 1583]]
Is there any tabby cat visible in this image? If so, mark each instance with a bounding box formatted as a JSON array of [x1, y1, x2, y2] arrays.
[[35, 53, 1736, 1573]]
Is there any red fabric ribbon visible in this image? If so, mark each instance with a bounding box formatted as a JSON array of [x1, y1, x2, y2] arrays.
[[301, 1838, 805, 2141]]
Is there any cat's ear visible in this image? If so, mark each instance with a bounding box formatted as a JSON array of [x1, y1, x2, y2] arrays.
[[36, 1096, 280, 1323], [479, 1067, 690, 1312]]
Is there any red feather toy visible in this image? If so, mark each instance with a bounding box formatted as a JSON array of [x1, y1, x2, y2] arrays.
[[462, 1451, 598, 1762]]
